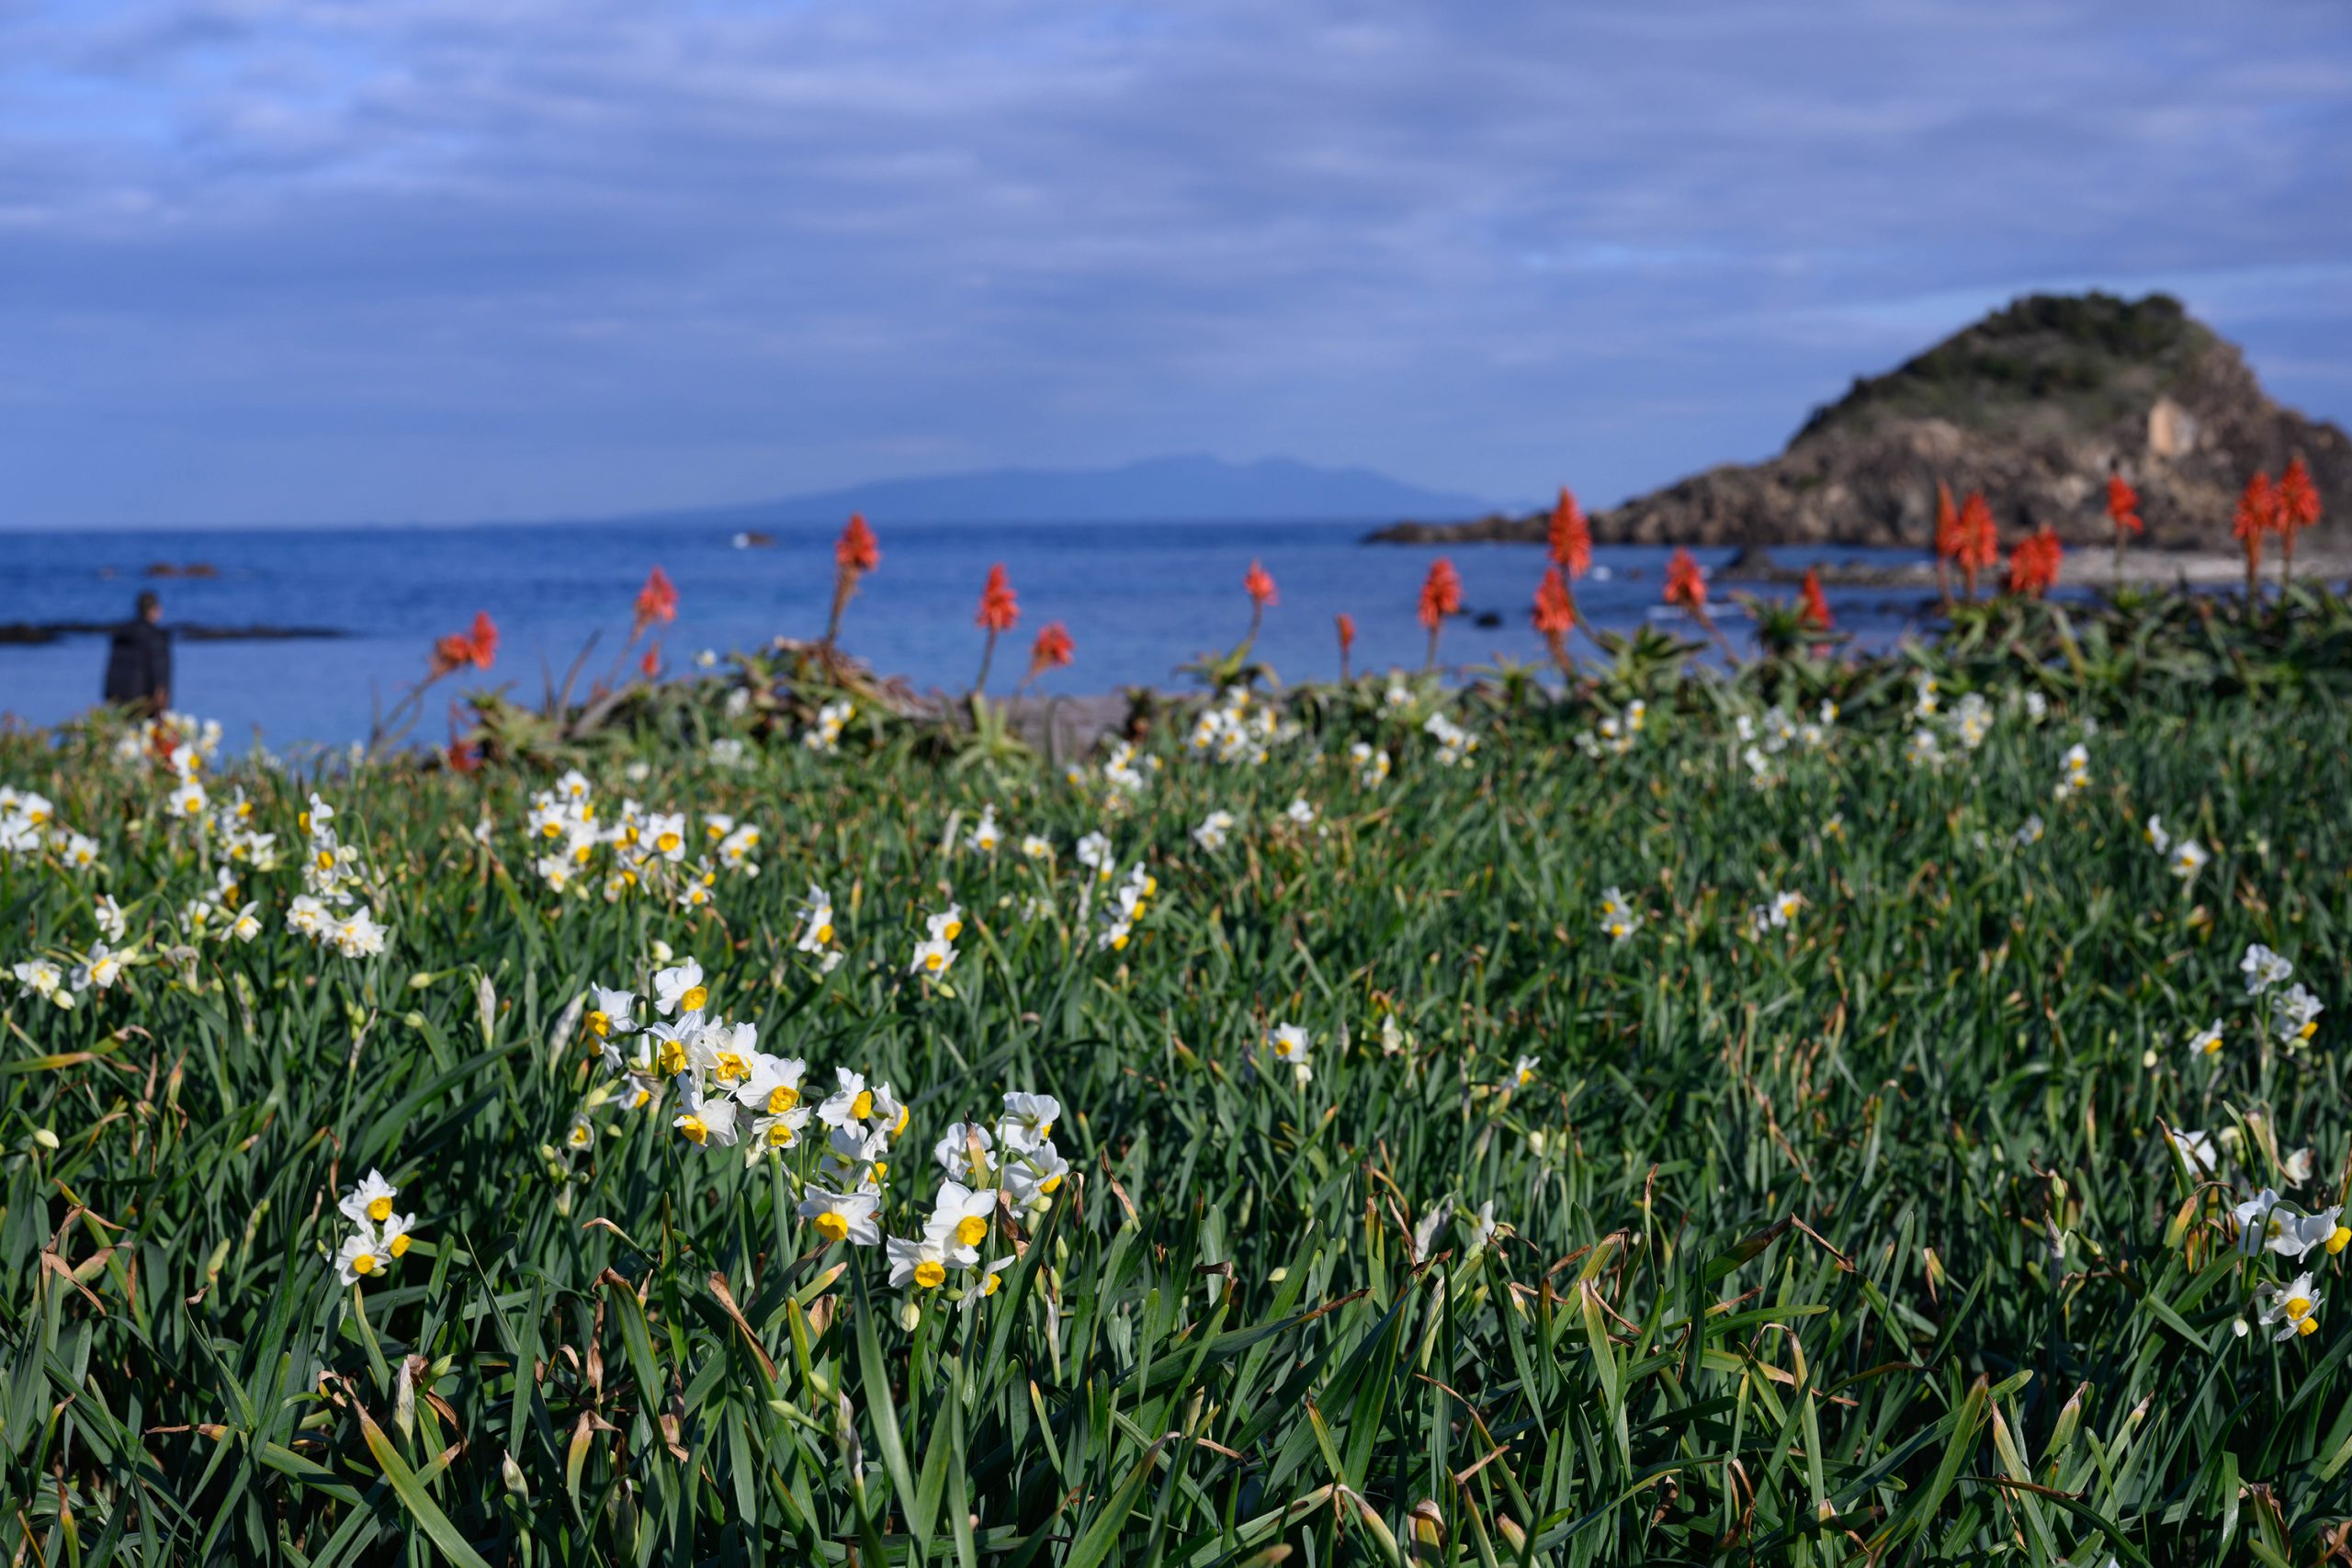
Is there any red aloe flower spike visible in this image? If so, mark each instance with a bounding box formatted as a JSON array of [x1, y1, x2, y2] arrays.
[[1547, 487, 1592, 580]]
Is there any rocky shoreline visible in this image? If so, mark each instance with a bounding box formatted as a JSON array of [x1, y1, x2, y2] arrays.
[[0, 622, 349, 646]]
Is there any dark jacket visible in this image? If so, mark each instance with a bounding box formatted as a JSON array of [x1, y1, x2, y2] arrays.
[[103, 620, 171, 707]]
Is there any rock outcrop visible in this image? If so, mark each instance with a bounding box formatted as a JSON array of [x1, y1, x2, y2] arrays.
[[1372, 292, 2350, 548]]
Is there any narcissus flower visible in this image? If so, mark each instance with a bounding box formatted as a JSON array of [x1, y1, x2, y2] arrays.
[[797, 1187, 883, 1247], [998, 1092, 1060, 1152], [1193, 809, 1235, 851], [2242, 943, 2293, 994], [335, 1228, 389, 1286], [2256, 1271, 2324, 1341], [341, 1169, 400, 1227], [652, 959, 707, 1016], [927, 1180, 1000, 1253], [2275, 984, 2324, 1048], [887, 1234, 956, 1290]]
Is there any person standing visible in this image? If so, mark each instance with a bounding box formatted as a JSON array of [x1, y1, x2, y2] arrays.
[[103, 591, 172, 716]]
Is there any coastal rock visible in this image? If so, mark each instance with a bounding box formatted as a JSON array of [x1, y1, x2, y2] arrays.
[[1370, 292, 2351, 549]]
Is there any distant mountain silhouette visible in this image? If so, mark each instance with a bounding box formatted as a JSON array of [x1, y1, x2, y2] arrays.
[[644, 454, 1491, 525]]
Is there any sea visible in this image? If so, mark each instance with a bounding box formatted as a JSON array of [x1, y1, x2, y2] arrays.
[[0, 519, 1937, 750]]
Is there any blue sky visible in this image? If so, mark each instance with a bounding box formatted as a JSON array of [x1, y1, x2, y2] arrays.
[[3, 0, 2347, 529]]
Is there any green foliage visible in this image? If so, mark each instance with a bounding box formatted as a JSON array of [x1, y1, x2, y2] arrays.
[[1792, 290, 2211, 445], [1, 592, 2351, 1563]]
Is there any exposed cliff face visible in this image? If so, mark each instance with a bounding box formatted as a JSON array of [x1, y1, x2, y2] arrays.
[[1372, 292, 2350, 548]]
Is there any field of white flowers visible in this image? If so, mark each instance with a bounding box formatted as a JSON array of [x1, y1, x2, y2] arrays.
[[5, 576, 2352, 1564]]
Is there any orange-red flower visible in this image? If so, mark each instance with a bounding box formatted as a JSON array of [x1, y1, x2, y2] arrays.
[[1934, 481, 1962, 561], [1335, 612, 1355, 653], [633, 567, 678, 637], [2235, 472, 2276, 555], [1418, 558, 1462, 630], [429, 610, 500, 677], [2105, 471, 2143, 536], [639, 645, 660, 678], [1029, 621, 1073, 671], [2278, 456, 2322, 535], [1532, 567, 1576, 637], [467, 611, 499, 668], [1955, 492, 2001, 588], [976, 563, 1020, 633], [1547, 487, 1591, 580], [1663, 548, 1706, 612], [836, 513, 880, 573], [1245, 558, 1278, 608], [1799, 566, 1832, 631], [2006, 526, 2063, 598]]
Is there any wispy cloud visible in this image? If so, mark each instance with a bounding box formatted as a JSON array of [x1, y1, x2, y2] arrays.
[[1, 0, 2346, 526]]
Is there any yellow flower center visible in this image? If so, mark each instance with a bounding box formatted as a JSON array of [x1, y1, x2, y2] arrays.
[[679, 985, 707, 1013], [956, 1215, 988, 1247], [768, 1084, 800, 1113], [316, 849, 335, 870], [766, 1121, 797, 1147], [389, 1233, 412, 1258], [924, 951, 944, 972], [2299, 1314, 2320, 1336], [678, 1115, 709, 1145], [542, 821, 561, 839], [2301, 1021, 2319, 1042], [1111, 932, 1129, 951], [2329, 1227, 2350, 1256], [1038, 1173, 1062, 1195], [852, 1090, 874, 1121], [871, 1161, 888, 1182], [913, 1259, 945, 1289], [656, 831, 682, 854], [586, 1010, 611, 1038], [815, 921, 833, 945], [657, 1039, 687, 1077], [893, 1105, 910, 1135], [943, 919, 962, 940], [814, 1211, 850, 1243], [352, 1252, 378, 1276], [983, 1271, 1002, 1296], [367, 1196, 392, 1223], [2288, 1295, 2314, 1321], [715, 1052, 750, 1083], [568, 1125, 592, 1147]]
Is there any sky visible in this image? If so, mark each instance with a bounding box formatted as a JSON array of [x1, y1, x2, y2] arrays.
[[2, 0, 2348, 530]]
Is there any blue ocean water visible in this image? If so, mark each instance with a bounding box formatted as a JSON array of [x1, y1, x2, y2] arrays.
[[0, 519, 1935, 748]]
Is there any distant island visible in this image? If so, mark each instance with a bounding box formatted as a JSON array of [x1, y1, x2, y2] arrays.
[[1371, 291, 2351, 550], [628, 453, 1493, 526]]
